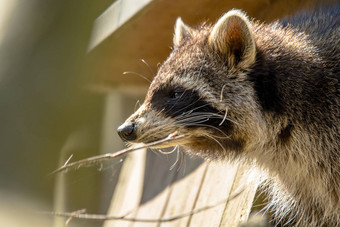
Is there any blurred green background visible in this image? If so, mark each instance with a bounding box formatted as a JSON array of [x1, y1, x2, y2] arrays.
[[0, 1, 123, 226]]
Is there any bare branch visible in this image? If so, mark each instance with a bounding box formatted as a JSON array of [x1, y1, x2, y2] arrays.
[[40, 189, 244, 223], [50, 132, 184, 175], [65, 209, 86, 226]]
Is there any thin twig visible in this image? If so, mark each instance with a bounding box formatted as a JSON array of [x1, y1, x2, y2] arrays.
[[63, 154, 73, 167], [65, 209, 86, 226], [49, 132, 184, 175], [40, 189, 244, 223]]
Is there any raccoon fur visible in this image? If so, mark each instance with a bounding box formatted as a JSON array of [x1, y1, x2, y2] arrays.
[[117, 5, 340, 226]]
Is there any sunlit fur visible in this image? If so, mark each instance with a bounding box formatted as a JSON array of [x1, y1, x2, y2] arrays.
[[120, 6, 340, 226]]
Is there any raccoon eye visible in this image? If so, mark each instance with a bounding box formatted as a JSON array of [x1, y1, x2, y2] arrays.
[[170, 91, 184, 99]]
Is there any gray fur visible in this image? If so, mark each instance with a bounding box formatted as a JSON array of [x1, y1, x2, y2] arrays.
[[119, 6, 340, 226]]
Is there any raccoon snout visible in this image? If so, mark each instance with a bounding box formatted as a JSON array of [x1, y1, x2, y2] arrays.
[[117, 122, 137, 141]]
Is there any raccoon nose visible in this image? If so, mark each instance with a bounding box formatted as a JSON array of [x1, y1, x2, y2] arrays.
[[117, 122, 137, 141]]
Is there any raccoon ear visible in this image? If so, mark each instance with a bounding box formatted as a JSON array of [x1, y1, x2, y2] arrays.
[[174, 17, 194, 46], [208, 10, 256, 68]]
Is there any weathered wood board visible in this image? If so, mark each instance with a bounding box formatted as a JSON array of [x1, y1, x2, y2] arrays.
[[104, 150, 259, 227]]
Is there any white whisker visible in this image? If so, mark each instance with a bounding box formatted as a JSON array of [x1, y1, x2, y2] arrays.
[[170, 147, 181, 170], [201, 132, 227, 153], [140, 59, 155, 77], [177, 149, 184, 172], [171, 96, 203, 116], [123, 71, 152, 83], [219, 107, 229, 126], [220, 84, 227, 102], [134, 100, 141, 112], [157, 146, 178, 155]]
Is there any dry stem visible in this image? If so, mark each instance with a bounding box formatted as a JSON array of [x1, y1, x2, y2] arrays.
[[40, 189, 244, 223], [50, 132, 184, 175]]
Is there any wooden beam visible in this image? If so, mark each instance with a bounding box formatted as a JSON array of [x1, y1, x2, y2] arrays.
[[86, 0, 321, 88], [88, 0, 153, 51]]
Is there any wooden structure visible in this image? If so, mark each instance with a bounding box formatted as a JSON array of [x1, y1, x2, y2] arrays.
[[104, 150, 259, 227], [87, 0, 327, 88], [89, 0, 332, 227]]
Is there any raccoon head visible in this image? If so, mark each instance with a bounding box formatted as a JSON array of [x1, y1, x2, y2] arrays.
[[118, 10, 265, 160]]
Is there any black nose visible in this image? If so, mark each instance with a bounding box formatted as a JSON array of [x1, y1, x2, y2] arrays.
[[117, 122, 137, 141]]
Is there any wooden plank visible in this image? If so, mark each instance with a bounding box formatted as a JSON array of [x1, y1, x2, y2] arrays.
[[104, 149, 259, 227], [159, 156, 207, 227], [219, 163, 260, 227], [103, 148, 147, 227], [130, 186, 171, 227], [99, 91, 145, 213], [188, 162, 239, 227], [88, 0, 153, 50], [130, 150, 182, 227]]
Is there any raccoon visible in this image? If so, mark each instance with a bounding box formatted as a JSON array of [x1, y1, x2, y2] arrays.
[[117, 5, 340, 226]]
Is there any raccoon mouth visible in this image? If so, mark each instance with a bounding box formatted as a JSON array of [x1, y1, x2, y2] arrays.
[[139, 123, 232, 150], [143, 131, 226, 150], [142, 132, 189, 149]]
